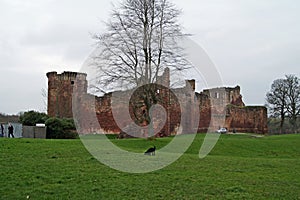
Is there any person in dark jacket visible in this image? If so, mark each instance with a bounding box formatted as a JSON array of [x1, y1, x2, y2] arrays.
[[0, 123, 4, 137], [8, 123, 14, 138]]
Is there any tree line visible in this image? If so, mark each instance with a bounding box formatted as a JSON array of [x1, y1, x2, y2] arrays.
[[266, 75, 300, 134]]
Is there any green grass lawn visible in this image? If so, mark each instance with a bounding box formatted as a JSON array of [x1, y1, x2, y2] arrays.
[[0, 134, 300, 199]]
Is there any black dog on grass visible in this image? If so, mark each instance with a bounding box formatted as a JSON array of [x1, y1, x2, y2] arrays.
[[144, 146, 156, 156]]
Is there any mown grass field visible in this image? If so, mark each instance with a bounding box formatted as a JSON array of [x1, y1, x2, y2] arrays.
[[0, 134, 300, 199]]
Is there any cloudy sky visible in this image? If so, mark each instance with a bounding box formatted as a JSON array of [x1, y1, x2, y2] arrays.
[[0, 0, 299, 115]]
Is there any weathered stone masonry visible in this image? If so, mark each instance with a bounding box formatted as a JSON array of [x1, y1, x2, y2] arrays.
[[47, 71, 87, 118], [47, 71, 268, 135]]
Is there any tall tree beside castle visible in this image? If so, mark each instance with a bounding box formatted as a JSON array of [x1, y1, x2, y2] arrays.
[[92, 0, 189, 125]]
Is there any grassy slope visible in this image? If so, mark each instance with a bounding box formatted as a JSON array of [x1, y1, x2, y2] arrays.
[[0, 134, 299, 199]]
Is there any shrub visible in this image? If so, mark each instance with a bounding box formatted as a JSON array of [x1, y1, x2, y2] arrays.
[[45, 118, 78, 139], [19, 111, 49, 126]]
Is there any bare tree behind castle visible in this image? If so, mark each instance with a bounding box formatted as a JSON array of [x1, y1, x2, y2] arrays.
[[93, 0, 189, 89], [92, 0, 190, 125]]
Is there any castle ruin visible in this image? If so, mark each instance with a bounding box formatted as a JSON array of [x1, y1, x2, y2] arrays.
[[47, 70, 268, 136]]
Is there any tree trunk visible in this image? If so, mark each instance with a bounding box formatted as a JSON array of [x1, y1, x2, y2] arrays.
[[280, 112, 285, 134]]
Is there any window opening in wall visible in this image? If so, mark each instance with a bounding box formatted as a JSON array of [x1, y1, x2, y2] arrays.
[[215, 92, 219, 99]]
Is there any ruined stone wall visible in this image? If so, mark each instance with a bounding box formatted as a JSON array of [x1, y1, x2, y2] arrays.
[[196, 86, 267, 133], [225, 105, 268, 134], [197, 92, 212, 133], [197, 86, 241, 132], [96, 93, 125, 134], [47, 71, 268, 135]]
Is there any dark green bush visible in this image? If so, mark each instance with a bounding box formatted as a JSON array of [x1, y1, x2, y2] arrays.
[[19, 111, 49, 126], [45, 118, 78, 139]]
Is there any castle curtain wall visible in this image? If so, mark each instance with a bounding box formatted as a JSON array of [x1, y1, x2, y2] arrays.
[[47, 71, 268, 135], [225, 106, 268, 134]]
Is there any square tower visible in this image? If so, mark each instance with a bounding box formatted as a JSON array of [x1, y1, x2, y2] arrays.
[[46, 71, 87, 118]]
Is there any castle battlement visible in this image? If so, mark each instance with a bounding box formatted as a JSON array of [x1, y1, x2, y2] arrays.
[[47, 71, 87, 80]]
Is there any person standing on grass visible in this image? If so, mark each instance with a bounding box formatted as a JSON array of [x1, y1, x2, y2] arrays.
[[0, 123, 4, 137], [8, 123, 14, 138]]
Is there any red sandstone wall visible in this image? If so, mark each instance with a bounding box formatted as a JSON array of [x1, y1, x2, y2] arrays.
[[47, 71, 268, 135], [225, 105, 268, 134], [196, 87, 267, 134], [74, 91, 268, 135], [47, 71, 87, 119]]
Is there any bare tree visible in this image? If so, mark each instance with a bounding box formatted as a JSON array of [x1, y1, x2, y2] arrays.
[[266, 75, 300, 134], [285, 75, 300, 132], [266, 78, 288, 134], [92, 0, 190, 126]]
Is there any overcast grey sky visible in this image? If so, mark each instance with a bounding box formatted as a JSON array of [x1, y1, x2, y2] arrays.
[[0, 0, 299, 114]]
